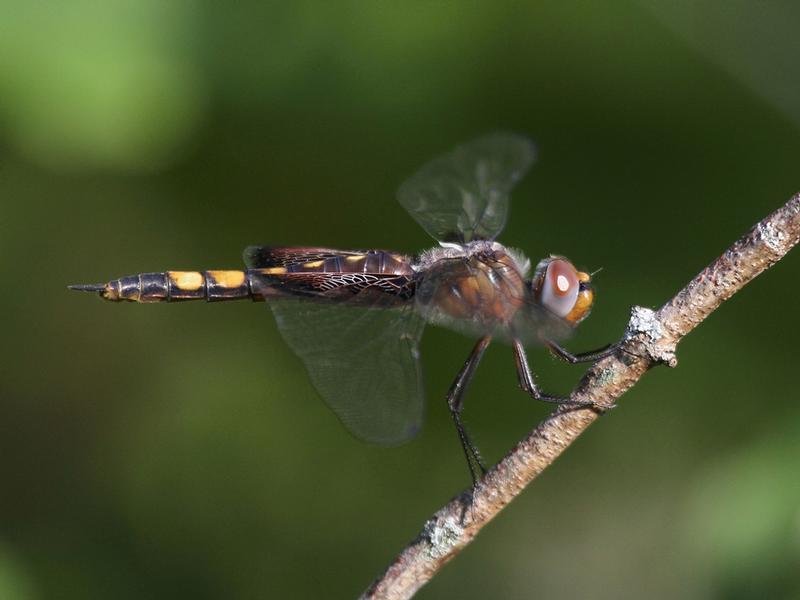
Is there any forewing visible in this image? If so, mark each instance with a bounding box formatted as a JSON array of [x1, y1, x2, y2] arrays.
[[419, 296, 574, 346], [397, 133, 536, 242], [243, 246, 362, 269], [415, 257, 573, 345], [509, 299, 575, 346], [267, 298, 426, 445]]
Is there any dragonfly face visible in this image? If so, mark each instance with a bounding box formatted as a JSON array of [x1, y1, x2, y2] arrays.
[[71, 133, 612, 484], [531, 256, 595, 324]]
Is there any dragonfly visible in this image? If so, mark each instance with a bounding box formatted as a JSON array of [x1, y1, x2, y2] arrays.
[[70, 133, 616, 484]]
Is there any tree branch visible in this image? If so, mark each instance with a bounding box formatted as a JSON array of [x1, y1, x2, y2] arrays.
[[361, 192, 800, 600]]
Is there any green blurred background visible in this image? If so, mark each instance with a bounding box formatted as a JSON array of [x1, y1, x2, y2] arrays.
[[1, 2, 799, 599]]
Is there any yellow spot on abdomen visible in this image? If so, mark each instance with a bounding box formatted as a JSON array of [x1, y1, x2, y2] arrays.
[[303, 260, 324, 268], [207, 270, 246, 288], [259, 267, 287, 275], [168, 271, 204, 291]]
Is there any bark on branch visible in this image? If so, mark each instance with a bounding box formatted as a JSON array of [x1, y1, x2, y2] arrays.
[[361, 192, 800, 600]]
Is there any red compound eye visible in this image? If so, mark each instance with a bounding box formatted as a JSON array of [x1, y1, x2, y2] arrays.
[[541, 259, 580, 317]]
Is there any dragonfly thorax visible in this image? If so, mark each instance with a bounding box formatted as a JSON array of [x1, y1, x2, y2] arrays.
[[414, 240, 530, 276], [413, 241, 531, 337]]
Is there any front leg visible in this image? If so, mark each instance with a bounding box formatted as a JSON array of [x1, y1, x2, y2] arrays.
[[545, 340, 619, 364], [512, 340, 595, 406]]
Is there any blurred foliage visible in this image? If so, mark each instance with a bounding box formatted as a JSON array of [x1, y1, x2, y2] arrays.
[[687, 419, 800, 599], [1, 1, 799, 599], [0, 1, 204, 171], [640, 0, 800, 129]]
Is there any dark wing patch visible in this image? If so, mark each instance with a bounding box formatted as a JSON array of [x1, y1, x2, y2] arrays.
[[243, 246, 364, 269], [250, 271, 416, 304]]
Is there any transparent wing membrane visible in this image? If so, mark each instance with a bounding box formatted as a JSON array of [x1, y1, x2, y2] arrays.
[[415, 265, 574, 347], [397, 133, 536, 243], [267, 298, 426, 445], [509, 298, 575, 346]]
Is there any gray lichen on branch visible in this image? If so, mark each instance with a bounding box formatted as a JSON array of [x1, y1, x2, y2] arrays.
[[362, 192, 800, 600], [624, 305, 677, 367], [422, 513, 463, 559]]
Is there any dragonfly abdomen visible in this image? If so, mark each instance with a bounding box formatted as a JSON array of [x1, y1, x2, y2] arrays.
[[72, 270, 254, 302], [72, 253, 417, 304]]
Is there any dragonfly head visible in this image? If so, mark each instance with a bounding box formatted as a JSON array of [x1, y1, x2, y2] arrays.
[[532, 256, 594, 324]]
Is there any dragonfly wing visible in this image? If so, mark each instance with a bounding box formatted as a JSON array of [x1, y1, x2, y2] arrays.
[[417, 294, 574, 346], [397, 132, 536, 243], [243, 246, 364, 269], [414, 255, 574, 345], [509, 298, 575, 346], [267, 298, 426, 445]]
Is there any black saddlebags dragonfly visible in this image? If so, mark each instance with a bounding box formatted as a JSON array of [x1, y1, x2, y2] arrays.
[[71, 133, 615, 484]]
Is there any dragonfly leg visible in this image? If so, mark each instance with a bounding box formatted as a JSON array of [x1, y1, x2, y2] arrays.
[[512, 339, 596, 406], [544, 340, 619, 364], [447, 335, 492, 485]]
